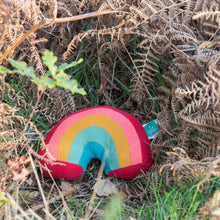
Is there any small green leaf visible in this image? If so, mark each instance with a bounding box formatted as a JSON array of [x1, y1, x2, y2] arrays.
[[57, 58, 83, 72], [8, 58, 36, 79], [55, 78, 86, 95], [0, 192, 12, 207], [57, 63, 69, 72], [33, 76, 56, 91], [42, 50, 57, 76], [54, 72, 70, 81], [0, 66, 15, 74], [0, 51, 85, 95]]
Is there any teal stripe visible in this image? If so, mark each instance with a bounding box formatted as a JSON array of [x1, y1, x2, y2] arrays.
[[78, 142, 112, 175], [67, 126, 120, 171]]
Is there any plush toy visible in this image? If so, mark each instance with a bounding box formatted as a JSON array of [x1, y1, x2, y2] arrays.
[[39, 106, 152, 180]]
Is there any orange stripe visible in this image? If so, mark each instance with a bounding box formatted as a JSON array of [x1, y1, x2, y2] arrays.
[[57, 115, 131, 167]]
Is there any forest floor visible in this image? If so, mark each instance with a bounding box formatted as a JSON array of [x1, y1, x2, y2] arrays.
[[0, 0, 220, 219]]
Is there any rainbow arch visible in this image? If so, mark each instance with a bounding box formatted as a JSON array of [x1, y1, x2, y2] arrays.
[[39, 106, 152, 179]]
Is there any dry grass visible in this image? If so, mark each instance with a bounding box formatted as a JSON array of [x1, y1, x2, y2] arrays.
[[0, 0, 220, 219]]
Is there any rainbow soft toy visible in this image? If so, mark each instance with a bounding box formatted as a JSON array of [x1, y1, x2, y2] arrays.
[[39, 106, 152, 180]]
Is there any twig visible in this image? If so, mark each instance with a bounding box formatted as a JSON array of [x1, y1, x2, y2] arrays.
[[50, 10, 119, 23], [26, 208, 44, 220], [6, 193, 32, 220], [0, 10, 119, 63], [46, 171, 76, 219], [30, 188, 78, 212], [0, 21, 45, 63], [28, 151, 51, 220], [83, 163, 105, 220]]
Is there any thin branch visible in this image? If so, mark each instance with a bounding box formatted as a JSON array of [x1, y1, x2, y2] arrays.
[[0, 20, 45, 63], [28, 151, 53, 220], [83, 163, 105, 220], [0, 10, 119, 63], [6, 193, 32, 220], [51, 10, 119, 23]]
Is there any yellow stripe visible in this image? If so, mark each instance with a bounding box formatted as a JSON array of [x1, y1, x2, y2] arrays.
[[57, 115, 131, 167]]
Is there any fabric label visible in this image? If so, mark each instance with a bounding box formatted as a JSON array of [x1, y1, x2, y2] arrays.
[[143, 120, 159, 139]]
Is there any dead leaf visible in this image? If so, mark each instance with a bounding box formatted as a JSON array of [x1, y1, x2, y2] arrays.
[[8, 155, 32, 182], [59, 181, 79, 197], [94, 178, 118, 197], [12, 167, 32, 182], [60, 181, 72, 192]]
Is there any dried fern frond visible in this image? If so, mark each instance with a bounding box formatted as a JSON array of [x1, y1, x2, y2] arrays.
[[193, 2, 220, 26], [177, 54, 220, 131]]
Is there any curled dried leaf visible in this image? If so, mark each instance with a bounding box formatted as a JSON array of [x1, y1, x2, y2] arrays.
[[8, 155, 32, 182]]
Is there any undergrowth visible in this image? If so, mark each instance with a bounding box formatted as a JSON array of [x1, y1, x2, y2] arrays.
[[0, 0, 220, 219], [141, 176, 220, 220], [121, 176, 220, 220]]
